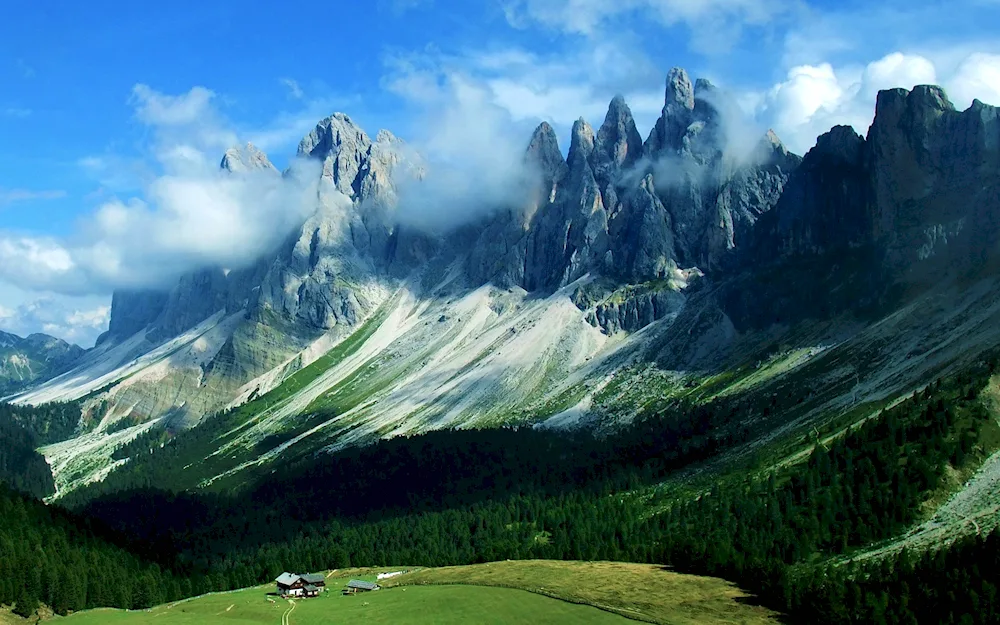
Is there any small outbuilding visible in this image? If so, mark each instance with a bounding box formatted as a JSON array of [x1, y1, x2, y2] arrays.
[[343, 580, 381, 594]]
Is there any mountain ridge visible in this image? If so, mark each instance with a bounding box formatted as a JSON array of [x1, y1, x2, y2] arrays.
[[12, 68, 1000, 502], [0, 330, 84, 396]]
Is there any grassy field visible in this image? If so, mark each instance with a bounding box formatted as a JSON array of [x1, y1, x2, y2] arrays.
[[388, 560, 779, 625], [39, 561, 778, 625], [56, 570, 633, 625]]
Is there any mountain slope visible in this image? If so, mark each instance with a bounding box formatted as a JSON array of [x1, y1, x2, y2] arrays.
[[0, 330, 84, 396], [14, 70, 1000, 515]]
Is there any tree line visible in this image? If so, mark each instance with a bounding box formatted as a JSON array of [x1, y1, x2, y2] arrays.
[[1, 361, 997, 623]]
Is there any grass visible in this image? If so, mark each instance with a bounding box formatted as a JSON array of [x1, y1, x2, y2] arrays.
[[58, 570, 634, 625], [50, 562, 781, 625], [387, 560, 780, 625]]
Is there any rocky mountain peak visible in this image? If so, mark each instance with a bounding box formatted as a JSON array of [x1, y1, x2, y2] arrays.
[[298, 113, 373, 198], [568, 118, 596, 166], [375, 129, 399, 145], [645, 67, 702, 157], [595, 95, 643, 174], [812, 125, 866, 166], [666, 67, 695, 111], [220, 142, 277, 173], [526, 121, 568, 186]]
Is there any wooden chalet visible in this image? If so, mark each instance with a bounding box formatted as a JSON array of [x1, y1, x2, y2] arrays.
[[275, 572, 326, 598], [343, 579, 381, 594]]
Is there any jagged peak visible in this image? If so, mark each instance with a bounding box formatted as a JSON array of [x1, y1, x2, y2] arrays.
[[596, 95, 643, 171], [607, 94, 630, 117], [809, 125, 865, 166], [525, 121, 567, 184], [298, 112, 371, 159], [568, 118, 596, 164], [220, 142, 277, 173], [665, 67, 695, 112], [375, 129, 401, 145], [694, 78, 717, 95]]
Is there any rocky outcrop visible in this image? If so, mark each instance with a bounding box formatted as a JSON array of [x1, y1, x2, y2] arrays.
[[747, 125, 870, 260], [586, 286, 686, 335], [469, 71, 799, 304], [868, 87, 1000, 284], [100, 290, 169, 344]]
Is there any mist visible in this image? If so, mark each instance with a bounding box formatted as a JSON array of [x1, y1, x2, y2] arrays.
[[386, 74, 544, 233], [0, 86, 325, 297]]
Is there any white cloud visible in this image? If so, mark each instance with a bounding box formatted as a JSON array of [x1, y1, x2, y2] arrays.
[[280, 78, 304, 100], [0, 188, 67, 205], [384, 43, 665, 147], [948, 53, 1000, 108], [750, 50, 999, 154], [384, 62, 542, 231], [0, 85, 326, 296], [503, 0, 789, 53], [131, 84, 218, 127], [0, 291, 111, 347]]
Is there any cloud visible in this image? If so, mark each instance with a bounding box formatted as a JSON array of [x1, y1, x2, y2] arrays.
[[502, 0, 790, 53], [280, 78, 304, 100], [948, 53, 1000, 108], [384, 42, 665, 143], [379, 40, 677, 230], [378, 0, 431, 15], [383, 59, 541, 231], [0, 85, 326, 296], [0, 188, 68, 206], [749, 50, 999, 154], [0, 296, 110, 347]]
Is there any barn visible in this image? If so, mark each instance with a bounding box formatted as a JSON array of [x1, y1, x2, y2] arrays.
[[343, 580, 381, 594]]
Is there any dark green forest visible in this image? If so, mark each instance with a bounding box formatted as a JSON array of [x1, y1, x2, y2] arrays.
[[0, 417, 54, 499], [0, 400, 81, 444], [1, 362, 998, 623]]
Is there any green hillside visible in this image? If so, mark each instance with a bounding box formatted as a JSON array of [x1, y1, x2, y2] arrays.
[[57, 562, 778, 625]]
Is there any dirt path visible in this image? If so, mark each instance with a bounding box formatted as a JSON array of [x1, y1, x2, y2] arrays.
[[281, 599, 296, 625]]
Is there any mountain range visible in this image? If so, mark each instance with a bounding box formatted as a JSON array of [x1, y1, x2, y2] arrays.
[[0, 330, 84, 396], [9, 67, 1000, 504]]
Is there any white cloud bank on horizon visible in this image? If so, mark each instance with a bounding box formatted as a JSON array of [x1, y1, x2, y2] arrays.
[[0, 84, 326, 297]]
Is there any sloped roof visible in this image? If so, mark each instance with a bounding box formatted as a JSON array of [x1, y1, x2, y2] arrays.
[[301, 573, 325, 584], [304, 585, 318, 592], [346, 580, 379, 590], [275, 573, 300, 586]]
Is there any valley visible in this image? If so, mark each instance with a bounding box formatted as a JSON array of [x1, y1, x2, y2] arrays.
[[2, 59, 1000, 625], [45, 562, 778, 625]]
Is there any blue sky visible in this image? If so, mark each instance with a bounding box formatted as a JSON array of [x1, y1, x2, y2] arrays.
[[2, 0, 1000, 346]]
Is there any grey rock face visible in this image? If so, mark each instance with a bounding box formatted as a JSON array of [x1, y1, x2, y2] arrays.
[[645, 68, 697, 156], [298, 113, 375, 198], [103, 290, 170, 343], [585, 286, 686, 335], [868, 86, 1000, 283], [220, 143, 278, 173], [707, 135, 801, 269], [465, 75, 799, 301]]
